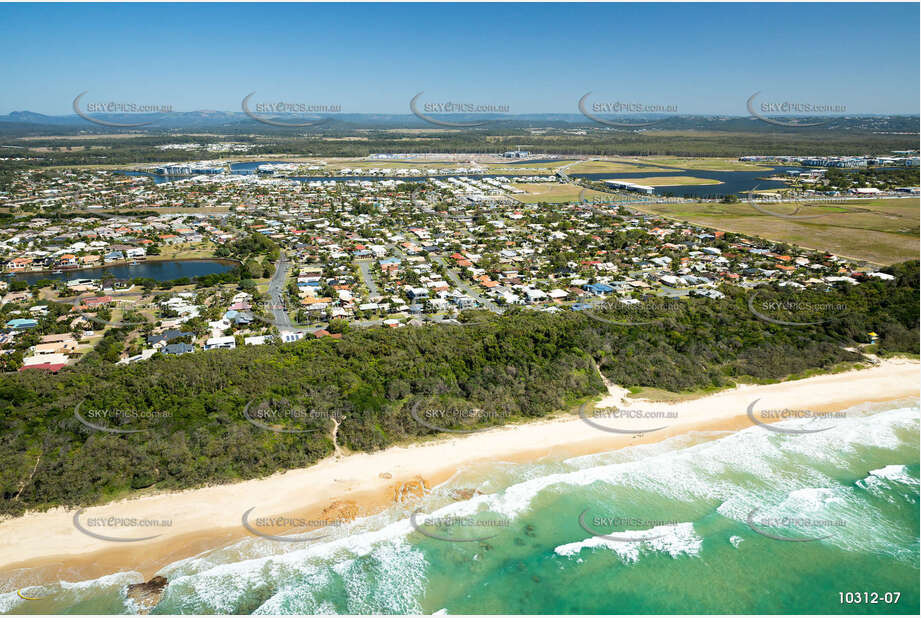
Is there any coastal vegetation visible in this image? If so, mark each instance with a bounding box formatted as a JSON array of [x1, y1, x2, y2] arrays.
[[0, 260, 917, 517]]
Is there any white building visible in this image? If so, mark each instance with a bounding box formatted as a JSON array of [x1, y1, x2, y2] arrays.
[[204, 335, 236, 350]]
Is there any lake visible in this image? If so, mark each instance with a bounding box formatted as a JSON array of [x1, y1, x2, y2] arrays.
[[116, 164, 796, 197], [9, 259, 236, 284], [569, 166, 798, 198]]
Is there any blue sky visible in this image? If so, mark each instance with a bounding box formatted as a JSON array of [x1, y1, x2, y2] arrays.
[[0, 2, 918, 115]]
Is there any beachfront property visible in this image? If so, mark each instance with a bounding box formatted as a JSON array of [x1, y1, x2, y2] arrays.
[[204, 335, 236, 350]]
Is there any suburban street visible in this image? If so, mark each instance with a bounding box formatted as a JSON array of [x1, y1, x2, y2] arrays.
[[431, 255, 499, 311], [266, 252, 309, 332], [355, 258, 380, 297]]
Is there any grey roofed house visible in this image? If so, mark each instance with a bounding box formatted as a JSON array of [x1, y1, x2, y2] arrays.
[[232, 311, 254, 325], [162, 342, 194, 355], [147, 329, 194, 346]]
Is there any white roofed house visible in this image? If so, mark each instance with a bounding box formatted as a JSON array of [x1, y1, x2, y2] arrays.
[[244, 335, 272, 345], [523, 287, 548, 303], [660, 274, 682, 286], [446, 295, 473, 310], [204, 335, 236, 350]]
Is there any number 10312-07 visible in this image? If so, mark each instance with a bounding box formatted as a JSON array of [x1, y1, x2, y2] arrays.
[[839, 592, 901, 604]]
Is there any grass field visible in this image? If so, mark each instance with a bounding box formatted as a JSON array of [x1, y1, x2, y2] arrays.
[[490, 159, 578, 168], [608, 176, 722, 186], [154, 243, 218, 260], [617, 156, 775, 172], [511, 183, 608, 204], [628, 197, 919, 265], [563, 160, 674, 174]]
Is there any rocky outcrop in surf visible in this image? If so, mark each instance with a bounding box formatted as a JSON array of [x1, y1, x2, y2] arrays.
[[125, 576, 167, 614]]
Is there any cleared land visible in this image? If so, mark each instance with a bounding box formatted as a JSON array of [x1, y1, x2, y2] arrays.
[[616, 156, 775, 172], [511, 183, 608, 203], [628, 197, 920, 265], [608, 176, 722, 186], [155, 244, 218, 260], [563, 160, 673, 173]]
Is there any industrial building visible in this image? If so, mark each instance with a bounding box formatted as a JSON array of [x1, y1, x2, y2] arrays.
[[604, 180, 655, 195]]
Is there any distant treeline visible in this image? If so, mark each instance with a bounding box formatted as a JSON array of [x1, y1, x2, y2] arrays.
[[1, 126, 920, 167], [0, 261, 917, 516]]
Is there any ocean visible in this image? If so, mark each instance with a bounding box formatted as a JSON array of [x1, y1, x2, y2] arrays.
[[3, 399, 918, 615]]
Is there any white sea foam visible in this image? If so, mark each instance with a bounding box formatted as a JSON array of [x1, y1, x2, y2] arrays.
[[0, 591, 25, 614], [37, 401, 917, 613], [857, 464, 919, 507], [869, 464, 918, 486], [447, 404, 919, 529], [554, 522, 702, 563], [0, 571, 142, 614], [159, 530, 428, 615], [160, 402, 917, 602]]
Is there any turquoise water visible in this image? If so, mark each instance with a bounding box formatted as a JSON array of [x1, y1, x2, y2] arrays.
[[3, 400, 918, 615]]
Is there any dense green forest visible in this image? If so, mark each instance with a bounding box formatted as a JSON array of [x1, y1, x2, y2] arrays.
[[1, 125, 919, 169], [0, 261, 917, 517]]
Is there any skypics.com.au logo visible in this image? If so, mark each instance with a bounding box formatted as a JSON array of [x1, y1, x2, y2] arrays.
[[746, 91, 847, 128], [72, 509, 173, 542], [746, 399, 847, 435], [746, 185, 851, 220], [409, 401, 513, 434], [746, 289, 848, 327], [73, 401, 172, 434], [746, 506, 845, 542], [577, 509, 678, 542], [409, 509, 511, 543], [410, 92, 510, 127], [241, 508, 346, 543], [242, 399, 345, 434], [241, 92, 342, 127], [73, 92, 173, 127], [577, 402, 678, 435], [578, 92, 678, 127], [582, 296, 685, 327]]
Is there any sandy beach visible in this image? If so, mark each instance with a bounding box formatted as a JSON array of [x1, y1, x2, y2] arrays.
[[1, 358, 917, 588]]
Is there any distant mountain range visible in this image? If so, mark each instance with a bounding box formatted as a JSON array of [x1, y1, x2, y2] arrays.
[[0, 110, 918, 135]]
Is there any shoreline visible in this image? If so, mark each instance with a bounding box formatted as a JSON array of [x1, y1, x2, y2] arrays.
[[5, 256, 240, 278], [1, 358, 917, 589]]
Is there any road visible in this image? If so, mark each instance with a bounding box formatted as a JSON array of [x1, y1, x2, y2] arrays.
[[431, 255, 499, 311], [386, 243, 408, 261], [266, 252, 302, 332], [387, 242, 498, 312], [355, 259, 380, 298]]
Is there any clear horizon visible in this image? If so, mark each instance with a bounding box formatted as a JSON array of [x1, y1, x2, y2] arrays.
[[0, 2, 918, 116]]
